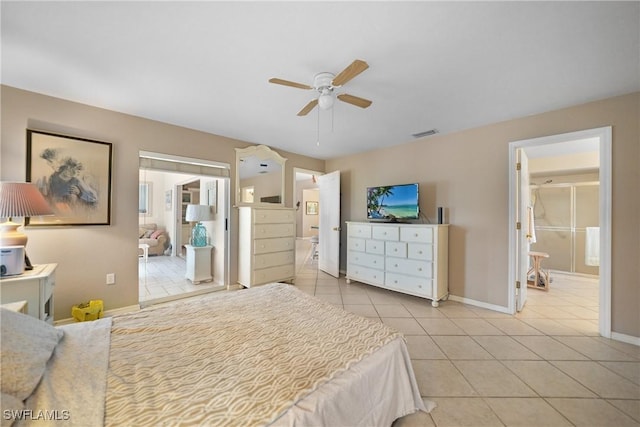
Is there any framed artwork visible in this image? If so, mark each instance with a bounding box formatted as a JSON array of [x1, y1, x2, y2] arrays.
[[139, 182, 152, 216], [165, 190, 172, 211], [26, 129, 113, 226], [306, 201, 318, 215]]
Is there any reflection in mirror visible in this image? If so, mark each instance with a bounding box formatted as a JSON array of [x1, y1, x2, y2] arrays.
[[235, 145, 286, 206]]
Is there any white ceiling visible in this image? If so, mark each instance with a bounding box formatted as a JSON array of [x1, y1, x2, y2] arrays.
[[2, 2, 638, 160]]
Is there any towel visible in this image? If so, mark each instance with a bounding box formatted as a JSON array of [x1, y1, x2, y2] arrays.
[[526, 205, 536, 243], [585, 227, 600, 266]]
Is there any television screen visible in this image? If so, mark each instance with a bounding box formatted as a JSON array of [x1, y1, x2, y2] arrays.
[[367, 183, 419, 220]]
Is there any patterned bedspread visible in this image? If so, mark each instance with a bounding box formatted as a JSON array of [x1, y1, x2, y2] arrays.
[[105, 283, 402, 426]]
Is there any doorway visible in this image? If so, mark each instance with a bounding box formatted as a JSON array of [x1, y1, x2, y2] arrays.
[[294, 169, 321, 274], [508, 127, 612, 337], [138, 152, 231, 306]]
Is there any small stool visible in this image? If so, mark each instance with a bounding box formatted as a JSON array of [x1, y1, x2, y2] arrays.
[[527, 251, 550, 291]]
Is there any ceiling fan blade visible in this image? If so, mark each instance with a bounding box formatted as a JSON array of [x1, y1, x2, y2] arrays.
[[268, 78, 312, 90], [337, 93, 372, 109], [297, 99, 319, 116], [331, 59, 369, 87]]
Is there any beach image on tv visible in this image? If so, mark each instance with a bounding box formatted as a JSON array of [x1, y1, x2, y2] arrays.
[[367, 184, 419, 220]]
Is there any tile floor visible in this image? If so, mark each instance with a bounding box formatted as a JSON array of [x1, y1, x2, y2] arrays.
[[142, 240, 640, 426], [292, 239, 640, 427], [138, 254, 222, 305]]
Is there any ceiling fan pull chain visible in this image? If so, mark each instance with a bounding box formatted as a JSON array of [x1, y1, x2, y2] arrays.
[[316, 106, 321, 146]]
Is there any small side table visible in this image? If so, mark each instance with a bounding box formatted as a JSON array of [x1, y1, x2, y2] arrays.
[[527, 251, 550, 291], [185, 244, 213, 284], [138, 243, 150, 262]]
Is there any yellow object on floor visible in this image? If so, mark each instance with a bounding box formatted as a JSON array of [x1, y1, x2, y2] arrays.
[[72, 300, 104, 322]]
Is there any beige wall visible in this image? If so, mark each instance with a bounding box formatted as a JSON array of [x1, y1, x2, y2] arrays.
[[326, 92, 639, 338], [0, 85, 325, 320]]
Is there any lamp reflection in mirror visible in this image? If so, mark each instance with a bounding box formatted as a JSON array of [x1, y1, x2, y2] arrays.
[[185, 204, 214, 247]]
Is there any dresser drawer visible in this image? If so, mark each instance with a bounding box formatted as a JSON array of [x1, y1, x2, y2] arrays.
[[365, 239, 385, 255], [408, 243, 433, 261], [253, 264, 295, 285], [385, 272, 432, 298], [386, 258, 432, 278], [400, 226, 433, 243], [348, 237, 366, 252], [372, 226, 399, 241], [386, 241, 407, 258], [349, 224, 372, 239], [348, 264, 384, 286], [254, 237, 294, 254], [254, 250, 294, 269], [253, 209, 295, 224], [348, 251, 384, 270], [254, 223, 295, 239]]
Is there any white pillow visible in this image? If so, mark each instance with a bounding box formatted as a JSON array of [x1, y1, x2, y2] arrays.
[[0, 308, 64, 401]]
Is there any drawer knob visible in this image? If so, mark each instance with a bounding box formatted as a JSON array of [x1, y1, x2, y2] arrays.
[[418, 268, 423, 271], [418, 285, 422, 288], [394, 280, 398, 284], [414, 233, 419, 237], [394, 264, 399, 267]]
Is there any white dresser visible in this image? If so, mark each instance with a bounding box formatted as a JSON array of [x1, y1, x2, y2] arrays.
[[346, 222, 449, 307], [238, 206, 296, 288], [0, 263, 57, 323]]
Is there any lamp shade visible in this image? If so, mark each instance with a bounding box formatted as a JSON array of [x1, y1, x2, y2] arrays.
[[0, 182, 54, 247], [0, 182, 54, 218], [185, 204, 213, 222]]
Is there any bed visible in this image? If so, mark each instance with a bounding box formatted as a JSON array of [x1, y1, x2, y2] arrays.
[[1, 283, 431, 426]]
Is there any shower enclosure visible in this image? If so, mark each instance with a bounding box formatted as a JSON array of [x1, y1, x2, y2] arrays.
[[530, 179, 599, 276]]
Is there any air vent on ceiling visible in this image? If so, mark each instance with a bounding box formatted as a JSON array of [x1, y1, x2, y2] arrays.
[[412, 129, 439, 138]]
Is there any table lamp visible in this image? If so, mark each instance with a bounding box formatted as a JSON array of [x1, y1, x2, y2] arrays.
[[0, 182, 54, 271], [185, 204, 213, 247]]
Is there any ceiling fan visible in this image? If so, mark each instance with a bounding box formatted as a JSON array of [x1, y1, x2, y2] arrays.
[[269, 59, 373, 116]]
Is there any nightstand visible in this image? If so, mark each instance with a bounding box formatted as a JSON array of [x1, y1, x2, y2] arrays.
[[0, 263, 57, 323], [185, 245, 213, 284]]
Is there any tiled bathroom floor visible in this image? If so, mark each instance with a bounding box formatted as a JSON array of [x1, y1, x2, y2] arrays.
[[293, 239, 640, 427]]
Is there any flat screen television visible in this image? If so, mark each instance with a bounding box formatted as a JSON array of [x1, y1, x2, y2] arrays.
[[367, 183, 419, 221]]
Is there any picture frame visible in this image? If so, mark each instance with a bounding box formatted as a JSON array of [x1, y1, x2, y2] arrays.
[[139, 182, 152, 216], [26, 129, 113, 226], [306, 201, 318, 215]]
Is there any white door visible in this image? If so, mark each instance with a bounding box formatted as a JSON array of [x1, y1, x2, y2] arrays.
[[516, 149, 530, 311], [318, 170, 340, 277]]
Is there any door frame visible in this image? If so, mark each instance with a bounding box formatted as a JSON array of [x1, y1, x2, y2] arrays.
[[507, 126, 612, 337]]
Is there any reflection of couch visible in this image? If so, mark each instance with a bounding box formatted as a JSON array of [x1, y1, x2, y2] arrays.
[[139, 224, 169, 256]]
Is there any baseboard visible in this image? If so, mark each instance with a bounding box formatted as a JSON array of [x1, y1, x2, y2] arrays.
[[447, 294, 512, 314], [611, 332, 640, 347], [54, 304, 141, 326]]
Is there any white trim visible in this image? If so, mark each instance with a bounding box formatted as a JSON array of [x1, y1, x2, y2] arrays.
[[447, 294, 512, 314], [610, 332, 640, 347], [507, 126, 612, 338], [139, 150, 229, 169]]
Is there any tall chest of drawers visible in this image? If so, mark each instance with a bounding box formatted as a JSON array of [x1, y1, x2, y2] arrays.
[[346, 222, 449, 307], [238, 206, 296, 288]]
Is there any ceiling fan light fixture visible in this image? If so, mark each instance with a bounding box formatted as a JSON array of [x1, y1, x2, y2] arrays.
[[318, 92, 334, 110]]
